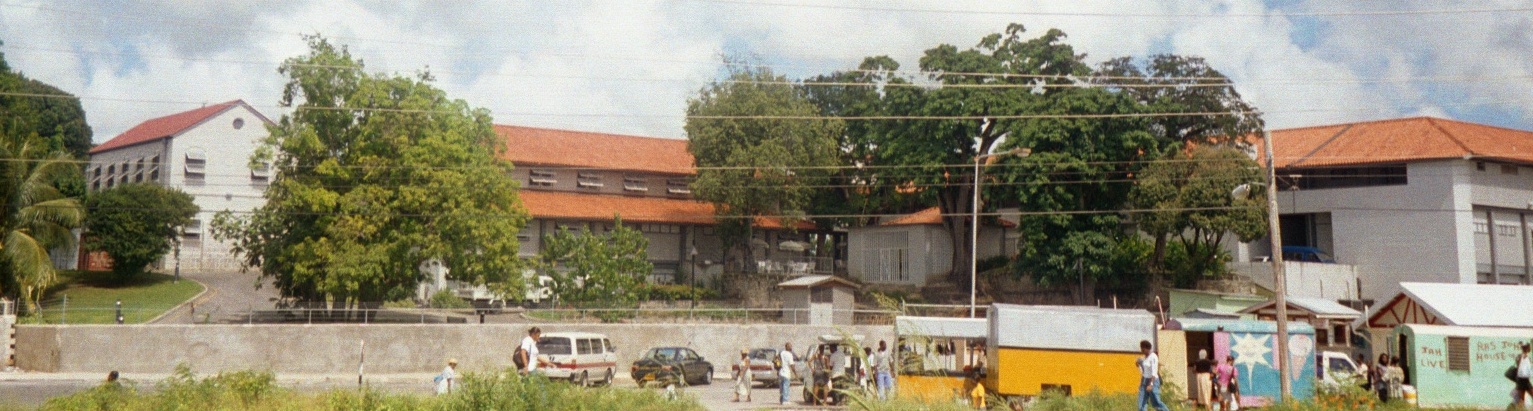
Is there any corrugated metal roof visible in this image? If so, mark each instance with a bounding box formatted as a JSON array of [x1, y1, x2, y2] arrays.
[[1398, 282, 1533, 327], [777, 275, 859, 289], [988, 304, 1156, 353], [1238, 297, 1362, 318], [1166, 318, 1316, 334], [895, 316, 988, 339]]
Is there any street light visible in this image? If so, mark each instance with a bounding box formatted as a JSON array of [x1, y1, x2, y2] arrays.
[[1234, 130, 1292, 401], [971, 147, 1031, 318]]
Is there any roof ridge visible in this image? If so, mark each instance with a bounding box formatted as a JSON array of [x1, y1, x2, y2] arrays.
[[494, 124, 683, 142], [1423, 117, 1475, 156], [1288, 124, 1354, 168], [1269, 116, 1442, 133]]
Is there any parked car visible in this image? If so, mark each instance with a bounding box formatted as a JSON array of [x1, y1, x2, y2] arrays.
[[1282, 246, 1336, 263], [732, 348, 785, 387], [537, 332, 617, 386], [630, 346, 714, 387], [1315, 351, 1360, 385]]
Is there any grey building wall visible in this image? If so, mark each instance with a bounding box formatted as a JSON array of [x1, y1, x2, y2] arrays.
[[848, 224, 1006, 286], [14, 323, 894, 375]]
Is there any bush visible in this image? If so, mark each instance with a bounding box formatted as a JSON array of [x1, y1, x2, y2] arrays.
[[428, 290, 471, 309], [36, 367, 702, 411], [637, 284, 717, 301]]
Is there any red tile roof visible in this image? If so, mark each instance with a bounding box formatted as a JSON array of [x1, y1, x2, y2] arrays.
[[518, 190, 815, 230], [496, 125, 695, 175], [881, 206, 1016, 228], [1258, 117, 1533, 168], [90, 100, 252, 154]]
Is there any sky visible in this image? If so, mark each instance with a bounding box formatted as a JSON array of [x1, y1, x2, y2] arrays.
[[3, 0, 1533, 144]]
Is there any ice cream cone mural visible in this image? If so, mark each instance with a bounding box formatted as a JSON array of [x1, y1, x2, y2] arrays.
[[1287, 334, 1314, 382]]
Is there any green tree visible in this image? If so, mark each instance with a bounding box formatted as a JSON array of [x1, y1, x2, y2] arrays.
[[997, 87, 1161, 286], [212, 36, 530, 307], [685, 63, 841, 268], [0, 131, 85, 312], [83, 184, 199, 279], [0, 40, 93, 158], [1129, 146, 1266, 286], [537, 217, 652, 307], [1096, 54, 1266, 273], [860, 23, 1098, 287]]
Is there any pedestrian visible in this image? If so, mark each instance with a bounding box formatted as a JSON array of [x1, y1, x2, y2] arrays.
[[1374, 353, 1390, 402], [859, 347, 873, 392], [1515, 343, 1531, 409], [518, 327, 548, 375], [1215, 355, 1238, 411], [435, 358, 457, 395], [779, 342, 797, 405], [1136, 340, 1170, 411], [734, 348, 752, 402], [1355, 354, 1370, 391], [1194, 349, 1214, 409], [876, 341, 895, 398], [1387, 356, 1404, 400]]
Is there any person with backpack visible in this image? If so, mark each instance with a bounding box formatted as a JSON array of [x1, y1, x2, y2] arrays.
[[434, 358, 457, 395], [516, 327, 549, 375]]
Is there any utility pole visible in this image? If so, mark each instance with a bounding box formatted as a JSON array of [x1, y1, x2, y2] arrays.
[[1263, 130, 1292, 401]]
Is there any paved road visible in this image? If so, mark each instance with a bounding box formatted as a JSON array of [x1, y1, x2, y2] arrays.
[[0, 373, 837, 410], [153, 270, 279, 324]]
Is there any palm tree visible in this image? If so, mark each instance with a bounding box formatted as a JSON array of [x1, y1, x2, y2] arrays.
[[0, 131, 84, 313]]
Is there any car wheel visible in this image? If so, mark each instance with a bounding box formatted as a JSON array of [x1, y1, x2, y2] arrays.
[[578, 371, 588, 387], [702, 369, 713, 385], [603, 369, 614, 386], [636, 379, 646, 388]]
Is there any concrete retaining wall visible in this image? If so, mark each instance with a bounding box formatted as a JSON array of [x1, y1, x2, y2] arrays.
[[15, 323, 893, 375]]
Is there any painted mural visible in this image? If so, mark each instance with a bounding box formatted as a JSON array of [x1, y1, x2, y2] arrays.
[[1211, 331, 1316, 406], [1398, 326, 1533, 409]]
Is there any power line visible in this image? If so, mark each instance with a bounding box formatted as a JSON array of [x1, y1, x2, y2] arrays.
[[692, 0, 1533, 18]]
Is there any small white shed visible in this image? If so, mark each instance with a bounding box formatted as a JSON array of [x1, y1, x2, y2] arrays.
[[778, 275, 860, 326]]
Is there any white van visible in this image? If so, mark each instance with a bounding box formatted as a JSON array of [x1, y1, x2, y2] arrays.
[[1315, 351, 1360, 385], [537, 332, 618, 386]]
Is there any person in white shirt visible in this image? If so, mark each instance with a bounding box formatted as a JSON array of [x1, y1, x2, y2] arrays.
[[518, 327, 549, 375], [778, 342, 797, 405], [1137, 340, 1170, 411], [1515, 342, 1532, 409], [435, 358, 457, 395], [873, 340, 893, 400]]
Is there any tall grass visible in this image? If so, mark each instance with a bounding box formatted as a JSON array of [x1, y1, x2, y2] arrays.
[[33, 366, 701, 411]]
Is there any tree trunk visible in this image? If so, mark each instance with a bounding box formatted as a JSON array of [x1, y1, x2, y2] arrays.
[[940, 184, 974, 289]]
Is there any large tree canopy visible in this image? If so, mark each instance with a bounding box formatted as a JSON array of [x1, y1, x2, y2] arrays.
[[212, 36, 529, 305], [0, 41, 93, 158], [685, 64, 841, 267], [859, 24, 1095, 287], [84, 184, 199, 279], [1130, 146, 1266, 286]]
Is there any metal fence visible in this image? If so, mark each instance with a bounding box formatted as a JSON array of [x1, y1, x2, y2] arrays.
[[19, 303, 901, 326]]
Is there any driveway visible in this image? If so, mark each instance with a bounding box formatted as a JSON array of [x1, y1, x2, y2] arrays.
[[152, 270, 279, 324]]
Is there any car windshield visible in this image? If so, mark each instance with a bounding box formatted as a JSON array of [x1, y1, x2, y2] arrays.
[[538, 337, 572, 355], [749, 349, 776, 361], [645, 348, 681, 361]]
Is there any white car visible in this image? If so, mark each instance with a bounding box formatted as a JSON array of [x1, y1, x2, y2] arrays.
[[537, 332, 618, 386]]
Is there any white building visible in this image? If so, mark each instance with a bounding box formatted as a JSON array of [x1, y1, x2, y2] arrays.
[[86, 100, 272, 272], [847, 207, 1011, 286], [1234, 117, 1533, 302]]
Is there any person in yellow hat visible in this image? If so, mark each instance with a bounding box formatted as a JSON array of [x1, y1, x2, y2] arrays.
[[734, 348, 753, 402], [435, 358, 458, 395]]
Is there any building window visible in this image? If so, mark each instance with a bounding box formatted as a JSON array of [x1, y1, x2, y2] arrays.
[[251, 162, 271, 185], [1499, 224, 1518, 237], [1477, 162, 1487, 171], [811, 288, 833, 303], [1475, 220, 1489, 234], [182, 219, 202, 239], [1502, 164, 1520, 175], [232, 117, 245, 130], [641, 224, 680, 234], [529, 169, 556, 186], [1446, 336, 1470, 372], [576, 171, 603, 189], [184, 150, 207, 184], [1279, 164, 1407, 190], [622, 176, 648, 193], [666, 179, 691, 196]]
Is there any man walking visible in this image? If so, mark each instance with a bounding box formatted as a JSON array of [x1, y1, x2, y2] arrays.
[[1137, 340, 1170, 411], [874, 340, 894, 400], [1515, 342, 1531, 409], [779, 342, 797, 405]]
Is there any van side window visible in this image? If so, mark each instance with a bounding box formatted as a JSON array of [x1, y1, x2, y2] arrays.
[[577, 339, 592, 355], [603, 338, 613, 353]]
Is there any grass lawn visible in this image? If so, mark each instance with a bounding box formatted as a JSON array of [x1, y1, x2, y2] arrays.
[[27, 270, 204, 324]]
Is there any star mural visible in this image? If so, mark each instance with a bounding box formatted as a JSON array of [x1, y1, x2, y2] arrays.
[[1230, 333, 1271, 387]]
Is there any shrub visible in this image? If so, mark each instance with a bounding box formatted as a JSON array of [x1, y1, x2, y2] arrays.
[[637, 284, 717, 301], [428, 290, 471, 309]]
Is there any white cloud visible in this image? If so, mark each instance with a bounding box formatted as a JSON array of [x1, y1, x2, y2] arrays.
[[2, 0, 1530, 143]]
